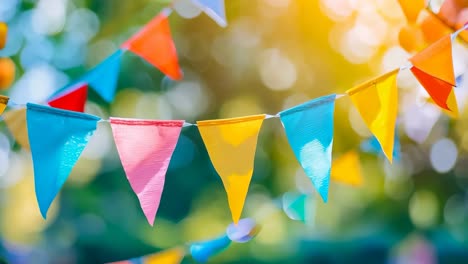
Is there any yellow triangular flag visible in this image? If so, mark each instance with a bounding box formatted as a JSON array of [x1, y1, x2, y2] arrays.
[[427, 88, 459, 119], [146, 247, 185, 264], [346, 69, 399, 163], [3, 108, 30, 150], [331, 151, 363, 187], [197, 114, 266, 224], [0, 95, 8, 115]]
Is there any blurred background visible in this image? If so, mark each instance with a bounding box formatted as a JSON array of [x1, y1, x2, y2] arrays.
[[0, 0, 468, 263]]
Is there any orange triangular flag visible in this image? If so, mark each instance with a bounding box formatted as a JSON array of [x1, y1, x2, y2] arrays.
[[331, 151, 363, 187], [410, 35, 455, 86], [122, 13, 182, 80], [411, 66, 455, 111], [3, 108, 29, 150]]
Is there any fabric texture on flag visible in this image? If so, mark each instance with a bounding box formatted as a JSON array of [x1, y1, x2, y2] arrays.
[[192, 0, 227, 27], [3, 108, 29, 150], [410, 35, 455, 110], [48, 84, 88, 113], [279, 94, 336, 202], [26, 103, 100, 218], [110, 118, 184, 226], [0, 95, 8, 115], [331, 151, 363, 187], [122, 13, 182, 80], [190, 235, 231, 263], [347, 69, 399, 163], [84, 49, 123, 102], [197, 114, 266, 224]]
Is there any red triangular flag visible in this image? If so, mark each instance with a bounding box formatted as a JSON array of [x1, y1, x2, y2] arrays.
[[411, 67, 454, 111], [110, 118, 184, 225], [122, 13, 182, 80], [48, 84, 88, 113]]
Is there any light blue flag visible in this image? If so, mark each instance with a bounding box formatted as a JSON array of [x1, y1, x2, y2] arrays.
[[50, 49, 124, 103], [26, 103, 100, 218], [192, 0, 227, 27], [84, 49, 124, 102], [190, 234, 231, 263], [279, 94, 336, 202]]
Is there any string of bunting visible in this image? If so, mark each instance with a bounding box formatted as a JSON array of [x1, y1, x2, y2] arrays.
[[0, 0, 467, 262]]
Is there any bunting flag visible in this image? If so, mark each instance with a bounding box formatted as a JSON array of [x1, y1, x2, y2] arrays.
[[0, 22, 7, 49], [410, 35, 456, 110], [347, 69, 399, 163], [84, 49, 124, 103], [282, 192, 310, 223], [0, 95, 8, 115], [109, 118, 184, 225], [279, 95, 336, 202], [330, 151, 363, 187], [190, 235, 231, 263], [122, 13, 182, 80], [192, 0, 227, 27], [48, 83, 88, 112], [26, 103, 100, 218], [3, 108, 30, 150], [197, 114, 266, 224]]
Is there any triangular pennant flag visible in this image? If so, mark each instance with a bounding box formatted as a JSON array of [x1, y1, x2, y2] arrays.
[[48, 84, 88, 112], [279, 95, 336, 202], [26, 103, 100, 218], [84, 49, 124, 102], [3, 108, 29, 150], [331, 151, 363, 187], [409, 34, 456, 111], [122, 13, 182, 80], [110, 118, 184, 225], [397, 0, 425, 23], [190, 235, 231, 263], [347, 69, 399, 163], [0, 95, 8, 115], [411, 66, 455, 111], [192, 0, 227, 27], [282, 192, 310, 223], [145, 247, 185, 264], [197, 114, 266, 224]]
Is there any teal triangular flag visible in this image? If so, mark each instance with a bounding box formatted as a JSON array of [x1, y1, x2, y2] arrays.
[[192, 0, 227, 27], [26, 103, 100, 218], [279, 94, 336, 202], [84, 49, 123, 102]]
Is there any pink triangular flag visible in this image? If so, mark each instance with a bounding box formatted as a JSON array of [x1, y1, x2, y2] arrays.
[[110, 118, 184, 225]]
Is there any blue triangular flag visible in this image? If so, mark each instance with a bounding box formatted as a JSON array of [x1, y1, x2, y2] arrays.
[[279, 94, 336, 202], [192, 0, 227, 27], [83, 49, 123, 102], [190, 235, 231, 263], [26, 103, 100, 218]]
